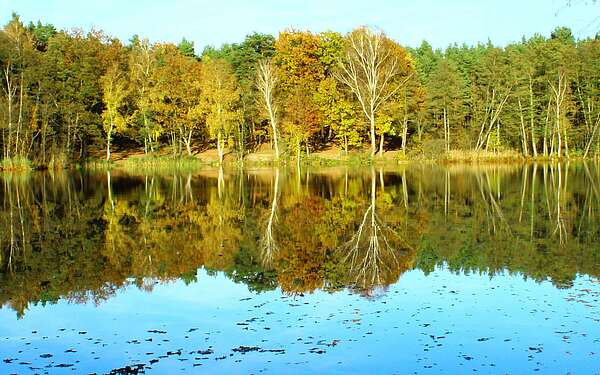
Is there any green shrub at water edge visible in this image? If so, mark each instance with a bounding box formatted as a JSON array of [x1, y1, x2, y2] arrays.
[[0, 157, 32, 172]]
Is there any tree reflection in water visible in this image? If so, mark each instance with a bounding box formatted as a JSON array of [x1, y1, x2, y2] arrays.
[[0, 162, 600, 316], [260, 169, 279, 268], [337, 167, 414, 290]]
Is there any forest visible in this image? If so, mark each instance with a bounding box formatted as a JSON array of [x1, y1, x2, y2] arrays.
[[1, 12, 600, 170]]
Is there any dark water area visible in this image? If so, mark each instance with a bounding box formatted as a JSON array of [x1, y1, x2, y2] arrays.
[[0, 163, 599, 374]]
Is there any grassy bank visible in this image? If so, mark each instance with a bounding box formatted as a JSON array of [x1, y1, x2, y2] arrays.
[[0, 157, 32, 172], [119, 155, 209, 172], [440, 150, 524, 163], [80, 155, 210, 172], [4, 149, 599, 173]]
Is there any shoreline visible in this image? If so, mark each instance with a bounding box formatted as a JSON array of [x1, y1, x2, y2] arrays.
[[1, 149, 599, 174]]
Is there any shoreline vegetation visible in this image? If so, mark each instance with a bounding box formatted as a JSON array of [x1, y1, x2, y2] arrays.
[[1, 13, 600, 173], [64, 149, 600, 174], [3, 147, 600, 173]]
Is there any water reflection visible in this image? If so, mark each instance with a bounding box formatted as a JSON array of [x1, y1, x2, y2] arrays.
[[1, 162, 600, 317], [337, 167, 415, 292]]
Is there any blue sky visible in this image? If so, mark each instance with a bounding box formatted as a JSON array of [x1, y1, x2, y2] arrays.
[[1, 0, 598, 51]]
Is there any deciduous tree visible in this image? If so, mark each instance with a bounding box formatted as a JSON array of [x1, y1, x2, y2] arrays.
[[335, 27, 413, 157]]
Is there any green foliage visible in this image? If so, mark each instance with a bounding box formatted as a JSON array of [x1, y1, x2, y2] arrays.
[[177, 37, 195, 58], [315, 77, 361, 152], [26, 20, 56, 51], [100, 63, 129, 159], [200, 57, 241, 161], [0, 156, 32, 171]]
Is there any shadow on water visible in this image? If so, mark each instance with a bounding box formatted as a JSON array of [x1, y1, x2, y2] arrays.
[[1, 161, 600, 316]]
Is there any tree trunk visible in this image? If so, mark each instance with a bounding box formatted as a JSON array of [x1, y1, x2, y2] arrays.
[[4, 65, 14, 158], [79, 135, 84, 160], [443, 107, 450, 152], [583, 116, 600, 158], [16, 72, 24, 156], [495, 114, 500, 153], [556, 92, 562, 159], [370, 115, 377, 157], [402, 115, 408, 155], [269, 109, 279, 160], [344, 134, 348, 155], [543, 100, 551, 157], [550, 73, 567, 159], [518, 99, 529, 156], [238, 121, 245, 159], [184, 129, 193, 156], [217, 131, 224, 164], [529, 77, 538, 157], [42, 106, 47, 163], [106, 125, 113, 161], [564, 127, 569, 158], [143, 112, 150, 154], [401, 89, 408, 155], [296, 138, 301, 172], [550, 123, 556, 157]]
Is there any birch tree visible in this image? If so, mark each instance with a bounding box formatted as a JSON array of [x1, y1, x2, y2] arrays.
[[128, 37, 156, 153], [256, 58, 280, 159], [100, 64, 127, 160], [2, 13, 35, 158], [474, 48, 513, 152], [201, 58, 240, 164], [2, 61, 17, 158], [335, 27, 412, 157], [549, 72, 569, 158]]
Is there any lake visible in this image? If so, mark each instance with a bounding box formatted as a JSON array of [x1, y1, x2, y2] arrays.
[[1, 162, 599, 374]]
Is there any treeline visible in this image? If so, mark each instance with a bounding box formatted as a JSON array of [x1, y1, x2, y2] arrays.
[[1, 13, 599, 168]]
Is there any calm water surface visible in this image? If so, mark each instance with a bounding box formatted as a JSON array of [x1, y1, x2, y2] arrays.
[[0, 163, 599, 374]]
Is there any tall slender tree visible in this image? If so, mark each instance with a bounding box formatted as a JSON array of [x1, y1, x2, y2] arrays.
[[201, 58, 240, 164], [335, 27, 413, 156], [256, 58, 280, 159]]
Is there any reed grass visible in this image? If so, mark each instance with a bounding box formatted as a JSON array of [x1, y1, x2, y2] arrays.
[[442, 150, 524, 163], [0, 156, 32, 172], [119, 155, 207, 172]]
